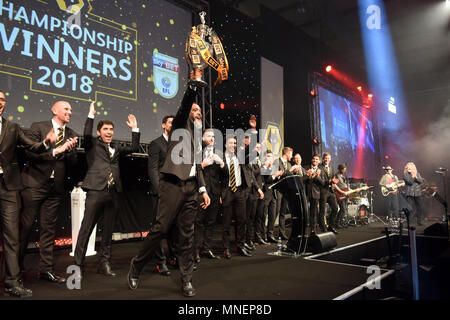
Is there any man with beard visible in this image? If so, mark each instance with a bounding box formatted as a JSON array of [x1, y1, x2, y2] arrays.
[[128, 70, 210, 297]]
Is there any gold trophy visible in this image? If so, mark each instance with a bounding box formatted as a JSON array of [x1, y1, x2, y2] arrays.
[[186, 11, 229, 87]]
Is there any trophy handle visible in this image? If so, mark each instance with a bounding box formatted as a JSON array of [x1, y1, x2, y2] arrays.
[[199, 11, 206, 25]]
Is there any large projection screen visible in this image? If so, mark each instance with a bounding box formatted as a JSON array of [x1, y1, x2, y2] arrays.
[[0, 0, 192, 142]]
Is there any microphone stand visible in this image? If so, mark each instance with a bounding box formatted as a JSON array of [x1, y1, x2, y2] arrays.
[[435, 168, 449, 242]]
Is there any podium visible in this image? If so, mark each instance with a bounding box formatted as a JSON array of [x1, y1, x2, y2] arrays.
[[69, 187, 97, 257], [268, 175, 310, 257]]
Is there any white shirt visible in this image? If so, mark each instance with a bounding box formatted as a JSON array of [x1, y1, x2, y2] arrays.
[[225, 152, 242, 187], [163, 133, 168, 142], [108, 144, 115, 157]]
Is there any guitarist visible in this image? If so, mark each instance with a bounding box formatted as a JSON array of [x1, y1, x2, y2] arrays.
[[379, 166, 400, 220], [333, 164, 350, 228]]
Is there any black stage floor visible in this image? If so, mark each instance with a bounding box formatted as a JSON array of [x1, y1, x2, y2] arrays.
[[3, 220, 443, 300]]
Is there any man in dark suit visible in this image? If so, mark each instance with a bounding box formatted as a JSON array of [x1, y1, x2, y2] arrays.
[[128, 71, 210, 297], [220, 135, 262, 259], [245, 142, 264, 250], [292, 153, 308, 178], [304, 154, 324, 235], [194, 128, 223, 263], [74, 102, 140, 277], [0, 89, 61, 297], [256, 150, 276, 245], [272, 147, 299, 240], [20, 100, 79, 284], [147, 115, 175, 276], [318, 152, 339, 234]]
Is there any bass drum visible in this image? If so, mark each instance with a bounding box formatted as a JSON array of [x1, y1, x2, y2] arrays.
[[347, 204, 369, 225]]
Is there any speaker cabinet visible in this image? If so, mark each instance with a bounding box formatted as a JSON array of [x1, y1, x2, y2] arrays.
[[308, 232, 337, 253]]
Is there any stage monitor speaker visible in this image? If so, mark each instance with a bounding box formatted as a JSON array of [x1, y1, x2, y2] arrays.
[[308, 232, 337, 253], [424, 223, 448, 237]]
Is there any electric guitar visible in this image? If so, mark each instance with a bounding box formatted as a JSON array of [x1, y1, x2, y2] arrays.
[[381, 181, 405, 196], [335, 186, 371, 201]]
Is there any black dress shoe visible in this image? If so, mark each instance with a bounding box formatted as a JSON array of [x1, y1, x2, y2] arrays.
[[237, 247, 252, 257], [256, 237, 268, 245], [181, 282, 196, 297], [244, 243, 255, 251], [127, 257, 140, 290], [157, 264, 171, 276], [223, 249, 231, 259], [203, 249, 220, 259], [39, 271, 66, 283], [267, 236, 277, 243], [194, 250, 201, 263], [97, 262, 116, 277], [4, 285, 32, 298], [328, 227, 339, 234]]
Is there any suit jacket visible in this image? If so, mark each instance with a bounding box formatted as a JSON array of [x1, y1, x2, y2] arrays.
[[261, 168, 276, 201], [0, 117, 46, 191], [22, 120, 78, 193], [81, 117, 140, 192], [319, 164, 335, 195], [148, 134, 168, 195], [305, 165, 324, 200], [203, 162, 224, 197], [249, 162, 264, 198], [220, 156, 254, 200], [160, 86, 205, 189], [278, 158, 292, 179]]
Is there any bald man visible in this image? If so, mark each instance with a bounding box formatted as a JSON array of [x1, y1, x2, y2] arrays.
[[19, 100, 78, 284]]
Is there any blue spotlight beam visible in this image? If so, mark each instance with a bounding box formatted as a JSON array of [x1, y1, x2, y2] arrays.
[[358, 0, 408, 131]]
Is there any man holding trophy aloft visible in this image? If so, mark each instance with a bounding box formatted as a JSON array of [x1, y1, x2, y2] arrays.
[[128, 11, 228, 297]]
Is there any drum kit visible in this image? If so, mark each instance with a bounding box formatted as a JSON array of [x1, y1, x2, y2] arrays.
[[342, 183, 374, 227]]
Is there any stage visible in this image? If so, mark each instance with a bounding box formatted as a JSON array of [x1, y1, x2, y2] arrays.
[[7, 220, 448, 301]]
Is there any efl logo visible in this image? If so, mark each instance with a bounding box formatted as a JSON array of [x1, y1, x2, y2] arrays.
[[56, 0, 84, 15]]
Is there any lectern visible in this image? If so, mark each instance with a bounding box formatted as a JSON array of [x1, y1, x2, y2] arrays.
[[269, 175, 310, 256]]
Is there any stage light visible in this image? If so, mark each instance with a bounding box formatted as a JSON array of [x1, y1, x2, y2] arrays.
[[368, 93, 373, 99], [325, 65, 332, 72], [310, 90, 316, 96], [220, 102, 225, 109], [313, 138, 320, 144], [357, 86, 362, 92], [385, 155, 389, 159]]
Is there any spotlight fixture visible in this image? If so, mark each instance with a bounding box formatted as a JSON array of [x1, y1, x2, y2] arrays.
[[310, 90, 316, 96], [368, 93, 373, 99], [325, 65, 332, 73], [357, 86, 362, 92], [220, 102, 225, 109]]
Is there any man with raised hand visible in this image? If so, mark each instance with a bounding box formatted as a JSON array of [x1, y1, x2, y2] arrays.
[[74, 101, 140, 279]]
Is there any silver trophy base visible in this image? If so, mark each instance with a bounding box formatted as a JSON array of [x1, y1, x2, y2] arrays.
[[188, 78, 208, 88]]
